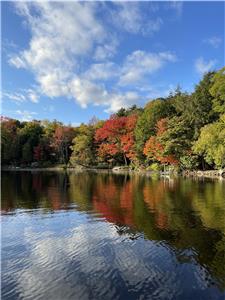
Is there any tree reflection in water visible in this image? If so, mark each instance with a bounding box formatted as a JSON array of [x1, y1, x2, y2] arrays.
[[2, 171, 225, 290]]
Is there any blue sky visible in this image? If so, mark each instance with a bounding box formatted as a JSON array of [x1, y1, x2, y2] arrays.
[[2, 1, 224, 125]]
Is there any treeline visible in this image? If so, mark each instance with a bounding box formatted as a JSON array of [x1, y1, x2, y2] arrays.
[[1, 67, 225, 170]]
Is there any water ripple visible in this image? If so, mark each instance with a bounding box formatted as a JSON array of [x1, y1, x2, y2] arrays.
[[1, 172, 225, 299]]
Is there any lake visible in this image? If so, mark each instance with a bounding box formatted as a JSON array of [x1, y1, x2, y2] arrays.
[[1, 171, 225, 300]]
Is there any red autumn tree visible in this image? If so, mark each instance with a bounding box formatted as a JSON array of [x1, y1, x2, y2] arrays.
[[143, 118, 178, 165], [52, 126, 75, 164], [95, 114, 138, 165], [33, 144, 43, 161]]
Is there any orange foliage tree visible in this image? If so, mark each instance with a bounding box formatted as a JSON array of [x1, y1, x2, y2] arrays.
[[95, 114, 138, 165], [143, 118, 178, 165]]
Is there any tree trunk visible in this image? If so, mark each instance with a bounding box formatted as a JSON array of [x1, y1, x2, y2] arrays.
[[202, 158, 205, 170], [123, 153, 127, 166]]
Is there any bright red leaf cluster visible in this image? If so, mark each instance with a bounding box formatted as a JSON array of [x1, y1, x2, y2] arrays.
[[95, 114, 138, 163]]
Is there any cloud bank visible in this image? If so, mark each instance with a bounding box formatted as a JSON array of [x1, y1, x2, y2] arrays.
[[9, 2, 178, 112]]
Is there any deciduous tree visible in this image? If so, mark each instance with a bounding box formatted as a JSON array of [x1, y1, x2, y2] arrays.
[[134, 99, 175, 161], [193, 114, 225, 168], [95, 114, 138, 165], [210, 67, 225, 114], [143, 118, 178, 165], [52, 126, 75, 164], [70, 124, 96, 166]]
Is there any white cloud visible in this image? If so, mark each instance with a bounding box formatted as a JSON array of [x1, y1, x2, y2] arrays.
[[84, 62, 118, 81], [15, 110, 37, 121], [3, 89, 39, 104], [9, 2, 107, 97], [69, 78, 140, 113], [143, 18, 163, 35], [86, 50, 177, 85], [27, 89, 39, 103], [105, 92, 140, 113], [203, 37, 222, 49], [8, 55, 26, 68], [94, 38, 118, 61], [8, 2, 174, 113], [38, 71, 70, 98], [111, 2, 163, 35], [69, 78, 109, 108], [9, 2, 121, 111], [119, 51, 177, 85], [195, 57, 217, 75], [111, 2, 142, 34], [70, 50, 176, 111], [3, 92, 26, 103]]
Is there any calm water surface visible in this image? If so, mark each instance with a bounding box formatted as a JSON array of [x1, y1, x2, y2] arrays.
[[1, 171, 225, 300]]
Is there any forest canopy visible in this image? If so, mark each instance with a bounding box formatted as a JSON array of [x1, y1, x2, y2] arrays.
[[1, 67, 225, 170]]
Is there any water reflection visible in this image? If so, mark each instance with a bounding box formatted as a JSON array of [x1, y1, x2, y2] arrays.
[[1, 171, 225, 299]]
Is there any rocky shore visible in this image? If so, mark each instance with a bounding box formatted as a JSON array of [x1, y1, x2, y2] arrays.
[[182, 169, 225, 178]]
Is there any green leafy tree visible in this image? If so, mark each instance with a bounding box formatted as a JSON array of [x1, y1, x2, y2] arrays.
[[210, 66, 225, 114], [134, 99, 175, 161], [1, 68, 224, 171], [193, 114, 225, 169], [185, 72, 217, 139], [116, 105, 143, 117], [22, 141, 33, 163], [41, 120, 64, 164], [1, 118, 21, 164], [70, 124, 96, 166], [18, 121, 43, 163], [159, 116, 198, 169], [169, 87, 191, 116]]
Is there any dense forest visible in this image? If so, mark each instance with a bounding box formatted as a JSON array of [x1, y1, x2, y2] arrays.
[[1, 67, 225, 171]]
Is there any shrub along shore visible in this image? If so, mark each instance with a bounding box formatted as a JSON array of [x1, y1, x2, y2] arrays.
[[1, 67, 225, 173]]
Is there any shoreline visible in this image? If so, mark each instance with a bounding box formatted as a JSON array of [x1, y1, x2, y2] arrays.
[[2, 166, 225, 178]]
